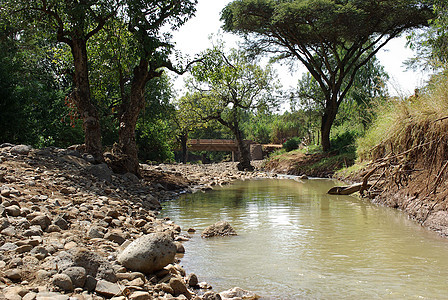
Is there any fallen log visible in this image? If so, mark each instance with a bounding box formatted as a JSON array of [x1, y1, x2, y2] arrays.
[[327, 183, 371, 195]]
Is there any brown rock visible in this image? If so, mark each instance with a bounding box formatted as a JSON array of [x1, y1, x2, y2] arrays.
[[169, 277, 192, 299], [95, 280, 123, 298], [5, 269, 22, 281], [201, 221, 237, 238], [129, 291, 152, 300]]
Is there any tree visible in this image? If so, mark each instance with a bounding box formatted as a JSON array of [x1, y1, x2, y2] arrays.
[[0, 14, 84, 147], [296, 51, 389, 140], [222, 0, 434, 151], [172, 94, 207, 163], [184, 45, 279, 171], [107, 0, 197, 175], [408, 1, 448, 70], [7, 0, 121, 161]]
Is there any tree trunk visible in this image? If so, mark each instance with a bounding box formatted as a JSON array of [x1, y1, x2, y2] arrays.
[[234, 126, 254, 171], [321, 100, 338, 152], [71, 38, 103, 162], [180, 132, 188, 164], [112, 58, 149, 176]]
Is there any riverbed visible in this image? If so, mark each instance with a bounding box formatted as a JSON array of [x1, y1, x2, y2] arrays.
[[163, 178, 448, 299]]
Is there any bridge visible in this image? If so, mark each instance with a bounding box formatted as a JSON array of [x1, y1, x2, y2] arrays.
[[186, 139, 282, 160]]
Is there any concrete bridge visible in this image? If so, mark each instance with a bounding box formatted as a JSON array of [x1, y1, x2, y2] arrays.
[[186, 139, 282, 160]]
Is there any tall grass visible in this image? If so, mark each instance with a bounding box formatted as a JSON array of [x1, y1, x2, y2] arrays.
[[357, 72, 448, 164]]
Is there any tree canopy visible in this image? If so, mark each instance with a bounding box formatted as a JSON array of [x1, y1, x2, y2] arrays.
[[221, 0, 434, 151]]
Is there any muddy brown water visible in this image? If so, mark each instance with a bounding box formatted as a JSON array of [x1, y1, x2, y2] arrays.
[[163, 178, 448, 299]]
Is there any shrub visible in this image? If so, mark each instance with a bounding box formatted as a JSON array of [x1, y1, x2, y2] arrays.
[[330, 131, 357, 153], [283, 137, 301, 152]]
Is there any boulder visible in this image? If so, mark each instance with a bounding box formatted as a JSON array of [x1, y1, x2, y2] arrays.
[[201, 221, 237, 238], [87, 164, 113, 182], [117, 233, 176, 274], [10, 144, 32, 155]]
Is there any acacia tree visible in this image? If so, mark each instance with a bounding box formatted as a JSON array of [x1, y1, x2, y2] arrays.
[[296, 51, 389, 140], [222, 0, 434, 151], [408, 0, 448, 70], [105, 0, 197, 175], [9, 0, 120, 161], [184, 46, 279, 171]]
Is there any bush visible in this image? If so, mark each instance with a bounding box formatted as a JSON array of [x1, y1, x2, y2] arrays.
[[330, 131, 357, 153], [283, 137, 301, 152]]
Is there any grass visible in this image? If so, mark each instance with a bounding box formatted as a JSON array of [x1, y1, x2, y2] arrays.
[[295, 152, 356, 176], [356, 72, 448, 164]]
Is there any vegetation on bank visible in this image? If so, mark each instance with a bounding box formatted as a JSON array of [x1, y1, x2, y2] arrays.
[[0, 0, 443, 178]]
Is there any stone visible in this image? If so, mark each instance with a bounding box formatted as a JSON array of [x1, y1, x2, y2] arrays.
[[60, 187, 76, 195], [3, 291, 22, 300], [23, 226, 43, 236], [54, 216, 69, 230], [87, 164, 113, 182], [127, 277, 145, 287], [129, 291, 151, 300], [87, 226, 105, 239], [115, 272, 145, 281], [169, 277, 191, 299], [5, 205, 21, 217], [72, 248, 117, 282], [30, 215, 51, 231], [31, 246, 49, 260], [219, 287, 259, 300], [51, 273, 74, 292], [23, 292, 37, 300], [10, 144, 32, 155], [47, 224, 62, 232], [186, 273, 198, 287], [35, 270, 53, 283], [201, 221, 237, 238], [117, 233, 176, 274], [16, 244, 33, 253], [84, 275, 97, 292], [202, 292, 222, 300], [63, 266, 87, 288], [174, 242, 185, 253], [104, 231, 126, 245], [95, 280, 123, 298], [35, 292, 70, 300], [5, 269, 22, 281]]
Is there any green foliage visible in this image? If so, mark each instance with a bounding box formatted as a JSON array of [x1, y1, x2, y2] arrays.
[[283, 137, 301, 152], [407, 1, 448, 70], [184, 42, 280, 137], [330, 131, 357, 154], [0, 18, 83, 147], [222, 0, 433, 151]]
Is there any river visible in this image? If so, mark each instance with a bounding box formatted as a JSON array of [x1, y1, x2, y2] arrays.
[[162, 178, 448, 299]]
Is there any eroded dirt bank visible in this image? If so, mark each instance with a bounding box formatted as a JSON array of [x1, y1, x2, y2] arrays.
[[0, 144, 267, 300]]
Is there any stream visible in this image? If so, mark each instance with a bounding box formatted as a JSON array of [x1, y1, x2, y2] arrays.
[[162, 178, 448, 299]]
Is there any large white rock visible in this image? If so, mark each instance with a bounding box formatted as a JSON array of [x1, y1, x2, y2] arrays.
[[117, 233, 176, 274]]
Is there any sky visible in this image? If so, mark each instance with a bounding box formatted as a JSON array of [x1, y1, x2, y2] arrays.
[[171, 0, 430, 99]]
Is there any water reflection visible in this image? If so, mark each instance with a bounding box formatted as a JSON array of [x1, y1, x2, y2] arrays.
[[163, 179, 448, 299]]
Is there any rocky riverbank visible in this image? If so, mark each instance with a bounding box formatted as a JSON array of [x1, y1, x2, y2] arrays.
[[0, 144, 269, 300]]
